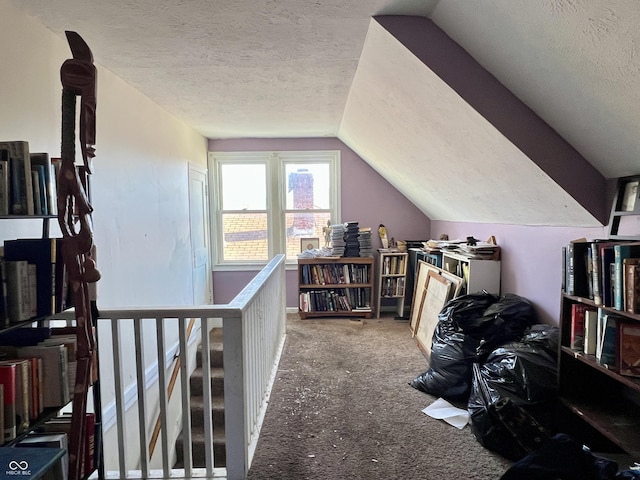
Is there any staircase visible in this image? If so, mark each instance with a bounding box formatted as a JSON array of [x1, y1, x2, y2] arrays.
[[175, 327, 226, 467]]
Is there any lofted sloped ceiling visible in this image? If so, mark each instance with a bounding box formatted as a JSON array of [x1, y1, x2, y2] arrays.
[[7, 0, 640, 227], [339, 15, 608, 225]]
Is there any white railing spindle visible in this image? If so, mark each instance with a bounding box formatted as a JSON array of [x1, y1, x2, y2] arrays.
[[51, 254, 286, 480]]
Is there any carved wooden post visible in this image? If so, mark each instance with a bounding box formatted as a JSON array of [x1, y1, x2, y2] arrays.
[[58, 30, 101, 480]]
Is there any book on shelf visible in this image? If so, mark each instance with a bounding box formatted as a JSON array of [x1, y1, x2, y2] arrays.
[[0, 358, 30, 435], [0, 255, 8, 327], [596, 241, 630, 308], [613, 244, 640, 310], [597, 314, 619, 369], [570, 303, 593, 351], [618, 323, 640, 377], [623, 258, 640, 313], [583, 308, 599, 355], [0, 362, 17, 441], [4, 259, 31, 323], [40, 334, 77, 398], [16, 343, 69, 408], [565, 240, 591, 297], [0, 141, 34, 215], [0, 149, 9, 216], [30, 152, 56, 216], [40, 412, 96, 478], [16, 431, 69, 480], [3, 237, 64, 317], [590, 241, 602, 305], [31, 168, 42, 215]]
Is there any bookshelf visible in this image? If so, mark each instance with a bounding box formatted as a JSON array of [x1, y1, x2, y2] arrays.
[[441, 251, 501, 295], [557, 293, 640, 458], [558, 236, 640, 458], [297, 257, 374, 319], [375, 250, 408, 318]]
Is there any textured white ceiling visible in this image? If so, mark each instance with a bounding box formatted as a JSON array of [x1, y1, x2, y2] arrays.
[[8, 0, 640, 226]]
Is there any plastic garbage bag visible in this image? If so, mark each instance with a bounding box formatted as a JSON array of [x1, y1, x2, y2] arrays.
[[475, 294, 540, 360], [469, 324, 559, 460], [499, 433, 619, 480], [410, 293, 538, 401]]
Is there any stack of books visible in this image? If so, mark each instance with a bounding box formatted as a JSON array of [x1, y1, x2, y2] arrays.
[[330, 223, 346, 256], [357, 228, 372, 257], [343, 221, 360, 257]]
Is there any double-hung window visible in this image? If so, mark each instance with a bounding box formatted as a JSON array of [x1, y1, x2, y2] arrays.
[[209, 150, 341, 266]]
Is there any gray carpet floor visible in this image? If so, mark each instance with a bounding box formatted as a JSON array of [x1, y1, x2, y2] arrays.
[[246, 313, 513, 479]]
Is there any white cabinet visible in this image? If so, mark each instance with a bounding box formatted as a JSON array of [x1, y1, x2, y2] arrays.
[[441, 251, 501, 295]]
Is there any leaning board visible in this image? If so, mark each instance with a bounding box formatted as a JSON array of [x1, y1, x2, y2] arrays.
[[414, 270, 452, 358]]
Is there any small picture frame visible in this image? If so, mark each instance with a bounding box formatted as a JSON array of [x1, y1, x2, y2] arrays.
[[301, 237, 320, 251]]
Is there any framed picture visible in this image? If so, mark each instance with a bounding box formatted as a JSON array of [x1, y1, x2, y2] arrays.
[[301, 237, 320, 251]]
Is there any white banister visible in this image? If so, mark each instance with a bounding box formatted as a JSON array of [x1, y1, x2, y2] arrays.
[[49, 254, 286, 480]]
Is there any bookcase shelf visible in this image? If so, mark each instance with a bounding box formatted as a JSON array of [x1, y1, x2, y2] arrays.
[[297, 256, 374, 319], [375, 250, 408, 318], [1, 219, 100, 478], [558, 291, 640, 458]]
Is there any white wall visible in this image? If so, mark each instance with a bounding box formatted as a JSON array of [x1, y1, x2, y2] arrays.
[[0, 0, 208, 306], [1, 1, 208, 469]]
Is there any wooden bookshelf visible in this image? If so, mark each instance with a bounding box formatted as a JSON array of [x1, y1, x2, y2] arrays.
[[297, 256, 374, 319], [557, 293, 640, 458], [375, 250, 408, 318]]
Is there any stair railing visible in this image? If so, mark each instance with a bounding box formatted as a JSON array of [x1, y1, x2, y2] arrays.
[[49, 254, 287, 480]]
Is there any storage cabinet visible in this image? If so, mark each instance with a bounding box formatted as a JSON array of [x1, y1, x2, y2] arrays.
[[558, 293, 640, 458], [375, 251, 408, 318], [441, 251, 501, 295], [298, 257, 374, 319]]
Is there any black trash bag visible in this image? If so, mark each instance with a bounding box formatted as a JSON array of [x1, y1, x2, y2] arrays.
[[411, 292, 538, 401], [499, 433, 619, 480], [410, 328, 480, 400], [476, 294, 539, 360], [469, 325, 559, 460], [410, 292, 499, 400], [440, 291, 501, 335]]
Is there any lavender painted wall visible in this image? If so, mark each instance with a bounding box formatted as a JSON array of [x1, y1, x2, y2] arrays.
[[430, 221, 607, 325], [208, 137, 431, 307]]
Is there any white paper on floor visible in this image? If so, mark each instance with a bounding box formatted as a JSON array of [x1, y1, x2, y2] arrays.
[[422, 397, 469, 429]]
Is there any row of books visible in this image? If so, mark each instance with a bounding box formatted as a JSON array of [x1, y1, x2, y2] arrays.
[[299, 288, 372, 313], [569, 304, 640, 377], [381, 255, 406, 275], [0, 237, 71, 326], [0, 141, 57, 217], [380, 277, 405, 298], [564, 239, 640, 312], [14, 411, 97, 480], [299, 263, 371, 286], [0, 327, 78, 443]]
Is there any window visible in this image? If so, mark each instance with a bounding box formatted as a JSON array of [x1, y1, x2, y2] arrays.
[[209, 151, 341, 266]]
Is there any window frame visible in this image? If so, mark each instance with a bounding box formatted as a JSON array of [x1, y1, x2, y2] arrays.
[[208, 150, 341, 269]]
